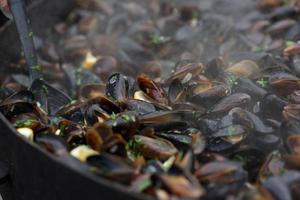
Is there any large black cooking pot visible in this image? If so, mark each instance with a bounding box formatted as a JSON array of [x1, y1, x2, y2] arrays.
[[0, 1, 151, 199]]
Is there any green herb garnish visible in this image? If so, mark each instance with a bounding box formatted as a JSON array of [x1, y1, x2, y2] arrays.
[[15, 119, 36, 128], [31, 65, 43, 72], [109, 74, 118, 84], [126, 137, 143, 159], [226, 74, 238, 87], [110, 112, 117, 120], [138, 178, 152, 192], [228, 126, 236, 136], [121, 114, 136, 123], [256, 78, 268, 88], [150, 34, 168, 45], [28, 31, 33, 38], [59, 124, 66, 137], [42, 85, 49, 94]]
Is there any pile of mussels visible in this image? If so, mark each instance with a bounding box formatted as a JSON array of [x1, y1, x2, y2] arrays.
[[2, 0, 300, 199]]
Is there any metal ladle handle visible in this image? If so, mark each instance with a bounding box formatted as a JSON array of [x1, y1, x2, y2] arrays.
[[9, 0, 42, 85]]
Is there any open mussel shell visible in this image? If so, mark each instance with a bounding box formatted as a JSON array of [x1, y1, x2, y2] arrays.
[[78, 83, 106, 100], [10, 113, 41, 130], [289, 90, 300, 104], [139, 110, 195, 125], [56, 119, 85, 144], [229, 107, 274, 134], [86, 127, 103, 152], [259, 151, 285, 183], [87, 122, 126, 155], [56, 101, 85, 123], [196, 160, 247, 184], [105, 111, 139, 136], [84, 104, 110, 125], [226, 60, 260, 79], [210, 93, 251, 114], [188, 84, 228, 108], [57, 94, 121, 123], [232, 77, 267, 99], [252, 134, 281, 153], [168, 79, 187, 104], [130, 135, 178, 161], [35, 134, 68, 156], [283, 155, 300, 170], [137, 74, 167, 105], [189, 80, 213, 95], [0, 87, 16, 101], [88, 95, 121, 114], [263, 170, 300, 200], [261, 94, 287, 120], [0, 90, 34, 107], [270, 79, 300, 97], [156, 128, 206, 155], [164, 62, 204, 85], [207, 137, 238, 152], [284, 104, 300, 119], [123, 99, 156, 115], [287, 135, 300, 155], [0, 90, 35, 116], [155, 132, 192, 153], [86, 154, 135, 183], [106, 73, 129, 102], [229, 147, 266, 181], [213, 124, 247, 145], [191, 130, 206, 155], [213, 124, 246, 138], [157, 166, 205, 199], [205, 57, 225, 79], [30, 79, 72, 116]]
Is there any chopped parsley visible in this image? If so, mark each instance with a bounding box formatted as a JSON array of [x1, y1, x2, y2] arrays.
[[42, 85, 49, 94], [109, 74, 118, 84], [121, 114, 136, 123], [126, 137, 143, 159], [28, 31, 33, 38], [110, 112, 117, 120], [31, 65, 43, 72], [15, 119, 36, 128], [256, 78, 268, 88], [228, 126, 236, 136], [138, 178, 152, 192], [150, 34, 168, 45], [226, 74, 238, 88], [59, 124, 66, 137]]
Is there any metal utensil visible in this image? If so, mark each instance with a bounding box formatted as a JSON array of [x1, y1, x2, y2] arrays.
[[8, 0, 42, 85]]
